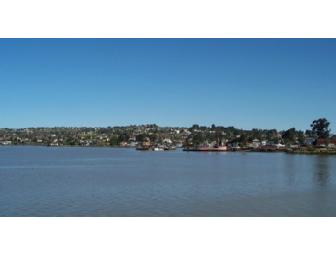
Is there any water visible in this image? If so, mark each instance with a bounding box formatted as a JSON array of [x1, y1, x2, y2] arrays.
[[0, 146, 335, 217]]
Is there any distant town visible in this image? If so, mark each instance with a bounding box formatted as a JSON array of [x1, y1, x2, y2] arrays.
[[0, 118, 335, 154]]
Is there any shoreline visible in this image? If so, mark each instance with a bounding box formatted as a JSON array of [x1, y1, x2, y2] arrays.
[[1, 144, 336, 155], [287, 149, 336, 155]]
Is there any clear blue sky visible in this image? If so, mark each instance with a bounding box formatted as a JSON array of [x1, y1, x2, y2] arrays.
[[0, 39, 335, 132]]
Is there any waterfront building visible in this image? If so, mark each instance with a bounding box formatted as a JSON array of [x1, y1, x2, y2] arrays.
[[252, 139, 261, 148]]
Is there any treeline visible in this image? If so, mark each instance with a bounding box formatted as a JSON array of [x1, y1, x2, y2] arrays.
[[186, 118, 332, 146]]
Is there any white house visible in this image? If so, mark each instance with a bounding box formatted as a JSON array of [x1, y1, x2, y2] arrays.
[[252, 139, 261, 148]]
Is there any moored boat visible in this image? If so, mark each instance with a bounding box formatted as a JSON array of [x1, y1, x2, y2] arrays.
[[153, 147, 164, 151]]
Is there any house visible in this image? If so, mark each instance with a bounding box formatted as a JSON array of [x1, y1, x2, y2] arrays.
[[328, 143, 336, 148], [331, 136, 336, 145], [304, 137, 315, 146], [290, 144, 300, 149], [142, 137, 151, 147], [163, 138, 173, 144], [252, 139, 261, 148], [328, 137, 336, 148], [183, 129, 192, 136], [315, 139, 327, 147], [228, 142, 240, 150]]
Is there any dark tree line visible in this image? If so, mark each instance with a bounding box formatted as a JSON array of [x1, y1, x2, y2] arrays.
[[311, 118, 330, 139]]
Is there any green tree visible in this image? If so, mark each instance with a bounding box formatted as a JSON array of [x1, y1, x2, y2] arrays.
[[191, 124, 200, 130], [311, 118, 330, 139], [282, 128, 297, 144], [109, 135, 120, 146], [297, 130, 305, 145], [192, 133, 205, 146], [305, 129, 314, 137], [136, 134, 146, 142], [237, 133, 248, 145]]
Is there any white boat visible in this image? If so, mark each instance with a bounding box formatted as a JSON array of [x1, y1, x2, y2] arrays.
[[153, 147, 164, 151]]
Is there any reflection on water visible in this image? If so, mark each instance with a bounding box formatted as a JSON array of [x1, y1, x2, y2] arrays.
[[284, 154, 297, 187], [314, 156, 330, 188], [0, 146, 336, 217]]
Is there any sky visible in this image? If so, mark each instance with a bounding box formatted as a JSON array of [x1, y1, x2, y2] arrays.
[[0, 39, 335, 132]]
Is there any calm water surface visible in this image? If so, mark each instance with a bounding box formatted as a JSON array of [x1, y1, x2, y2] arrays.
[[0, 146, 335, 216]]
